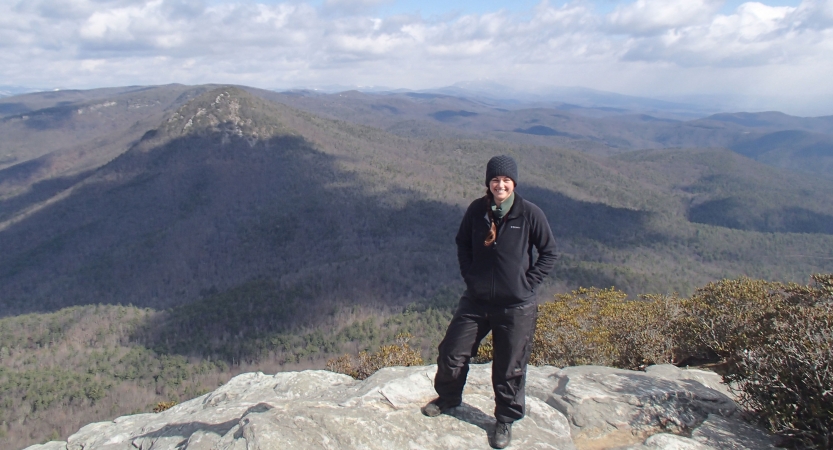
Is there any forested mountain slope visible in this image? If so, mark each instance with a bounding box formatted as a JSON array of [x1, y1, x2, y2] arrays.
[[1, 87, 461, 315], [2, 86, 833, 318], [613, 148, 833, 234], [2, 84, 833, 448], [0, 85, 214, 219]]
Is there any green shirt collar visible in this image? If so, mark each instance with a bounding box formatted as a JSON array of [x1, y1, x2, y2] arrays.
[[491, 192, 515, 219]]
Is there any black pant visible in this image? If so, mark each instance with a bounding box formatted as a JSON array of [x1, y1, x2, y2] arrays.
[[434, 296, 538, 423]]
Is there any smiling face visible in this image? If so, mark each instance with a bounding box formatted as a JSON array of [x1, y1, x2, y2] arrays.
[[489, 176, 515, 205]]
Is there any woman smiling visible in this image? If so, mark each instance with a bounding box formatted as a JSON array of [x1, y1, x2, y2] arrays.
[[422, 155, 558, 449]]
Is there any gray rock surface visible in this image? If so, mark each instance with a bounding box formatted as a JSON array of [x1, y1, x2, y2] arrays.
[[542, 365, 744, 449], [691, 414, 778, 450], [625, 433, 715, 450], [25, 364, 776, 450]]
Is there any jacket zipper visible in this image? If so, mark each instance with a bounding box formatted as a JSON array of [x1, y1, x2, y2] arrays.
[[491, 223, 496, 302], [491, 218, 499, 302], [490, 216, 510, 302]]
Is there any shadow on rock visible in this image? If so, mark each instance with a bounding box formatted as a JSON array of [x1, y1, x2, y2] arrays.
[[445, 402, 496, 433], [131, 403, 275, 448]]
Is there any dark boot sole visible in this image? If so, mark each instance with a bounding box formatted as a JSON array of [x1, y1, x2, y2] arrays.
[[421, 400, 460, 417]]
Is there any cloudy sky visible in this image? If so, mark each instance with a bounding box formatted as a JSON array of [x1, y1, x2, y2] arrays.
[[2, 0, 832, 115]]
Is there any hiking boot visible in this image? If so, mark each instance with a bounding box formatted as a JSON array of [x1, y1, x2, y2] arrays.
[[490, 420, 512, 449], [421, 398, 459, 417]]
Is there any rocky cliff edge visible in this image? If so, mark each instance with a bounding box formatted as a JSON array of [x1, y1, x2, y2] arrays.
[[25, 364, 777, 450]]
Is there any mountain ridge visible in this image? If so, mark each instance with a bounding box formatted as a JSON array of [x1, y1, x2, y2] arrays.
[[261, 88, 833, 176], [2, 85, 833, 318]]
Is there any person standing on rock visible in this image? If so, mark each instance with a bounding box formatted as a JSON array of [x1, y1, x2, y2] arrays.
[[422, 155, 557, 449]]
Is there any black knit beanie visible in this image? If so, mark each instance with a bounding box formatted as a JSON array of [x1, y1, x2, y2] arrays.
[[485, 155, 518, 186]]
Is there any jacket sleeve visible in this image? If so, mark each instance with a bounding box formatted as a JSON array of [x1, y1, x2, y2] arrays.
[[455, 203, 474, 279], [526, 203, 557, 288]]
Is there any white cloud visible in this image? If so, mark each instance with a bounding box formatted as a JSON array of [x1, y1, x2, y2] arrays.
[[619, 2, 823, 67], [80, 58, 106, 71], [606, 0, 723, 34], [1, 0, 832, 114]]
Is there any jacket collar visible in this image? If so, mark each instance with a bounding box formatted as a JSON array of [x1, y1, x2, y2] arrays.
[[482, 192, 525, 223], [505, 192, 525, 220]]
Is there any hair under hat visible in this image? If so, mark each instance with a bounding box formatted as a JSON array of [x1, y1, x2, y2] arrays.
[[485, 155, 518, 186]]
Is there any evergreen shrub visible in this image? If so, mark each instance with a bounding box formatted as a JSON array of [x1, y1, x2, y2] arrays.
[[153, 401, 177, 413], [726, 275, 832, 449], [326, 333, 423, 380], [529, 287, 678, 369], [680, 277, 793, 363]]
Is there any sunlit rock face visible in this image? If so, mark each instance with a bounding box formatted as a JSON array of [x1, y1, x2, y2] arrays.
[[26, 364, 775, 450]]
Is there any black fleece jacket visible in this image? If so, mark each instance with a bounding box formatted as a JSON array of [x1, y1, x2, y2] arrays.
[[456, 193, 557, 307]]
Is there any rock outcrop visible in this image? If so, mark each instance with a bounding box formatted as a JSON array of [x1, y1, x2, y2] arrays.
[[26, 364, 776, 450]]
